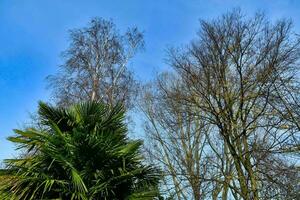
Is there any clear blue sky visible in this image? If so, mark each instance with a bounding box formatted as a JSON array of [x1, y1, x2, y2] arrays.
[[0, 0, 300, 163]]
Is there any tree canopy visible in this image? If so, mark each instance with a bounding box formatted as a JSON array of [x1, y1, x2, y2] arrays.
[[47, 18, 143, 109], [141, 10, 300, 199], [0, 101, 160, 200]]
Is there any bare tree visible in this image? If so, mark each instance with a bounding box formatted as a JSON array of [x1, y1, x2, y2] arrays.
[[167, 10, 300, 199], [48, 18, 144, 109], [140, 74, 240, 200], [142, 10, 300, 200], [139, 72, 211, 200]]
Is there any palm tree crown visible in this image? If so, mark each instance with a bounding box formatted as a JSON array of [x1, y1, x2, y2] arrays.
[[0, 101, 160, 200]]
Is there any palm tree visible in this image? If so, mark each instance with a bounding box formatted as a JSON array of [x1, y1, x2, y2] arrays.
[[0, 101, 161, 199]]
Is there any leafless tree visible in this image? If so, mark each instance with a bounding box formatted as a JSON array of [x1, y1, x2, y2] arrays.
[[140, 74, 241, 200], [142, 10, 300, 200], [48, 18, 143, 109], [139, 72, 212, 200]]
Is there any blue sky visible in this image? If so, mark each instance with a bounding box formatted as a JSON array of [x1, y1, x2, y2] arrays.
[[0, 0, 300, 163]]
